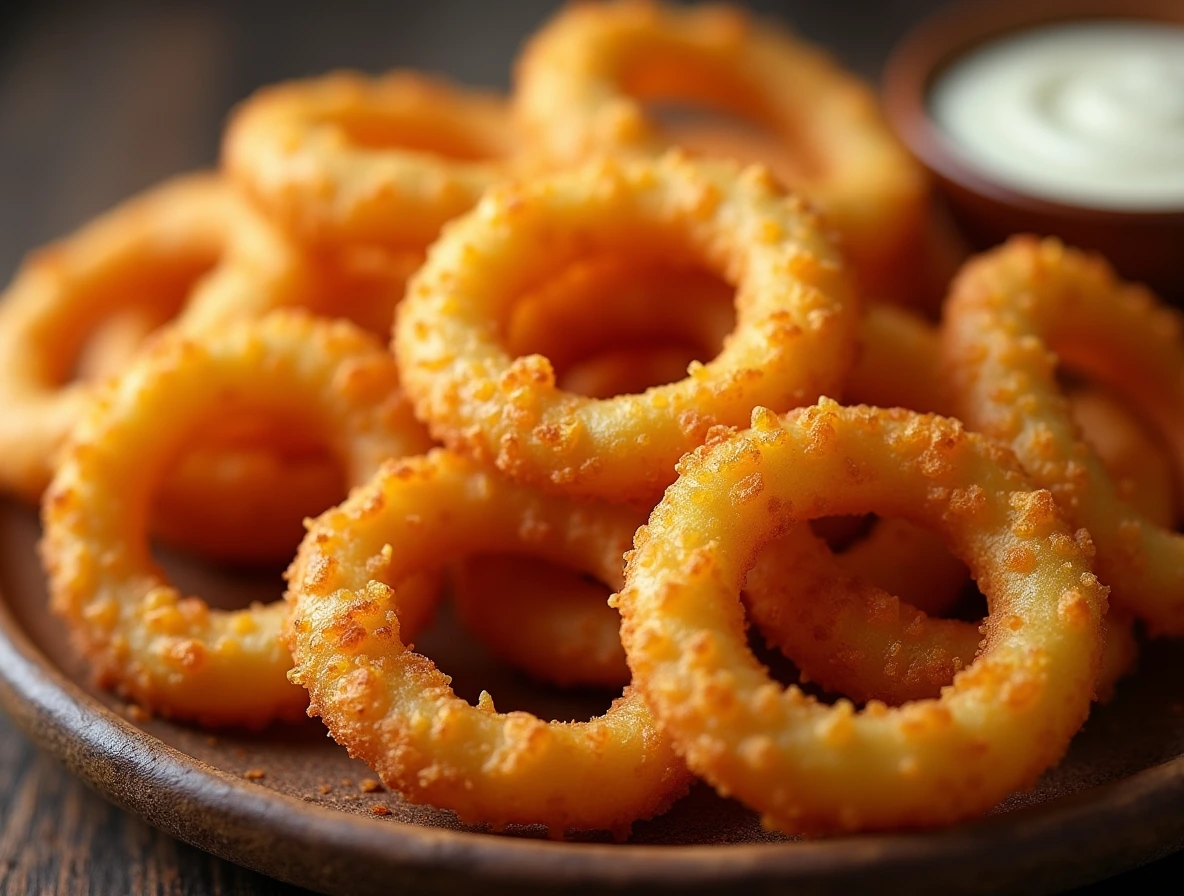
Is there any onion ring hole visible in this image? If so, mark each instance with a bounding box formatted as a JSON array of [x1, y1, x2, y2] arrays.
[[502, 256, 737, 397]]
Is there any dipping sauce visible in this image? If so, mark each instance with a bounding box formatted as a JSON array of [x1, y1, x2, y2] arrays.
[[930, 21, 1184, 210]]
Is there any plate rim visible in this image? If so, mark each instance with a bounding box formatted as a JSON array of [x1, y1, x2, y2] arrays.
[[3, 587, 1184, 895]]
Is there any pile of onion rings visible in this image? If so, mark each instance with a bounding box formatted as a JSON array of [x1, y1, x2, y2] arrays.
[[5, 0, 1179, 842]]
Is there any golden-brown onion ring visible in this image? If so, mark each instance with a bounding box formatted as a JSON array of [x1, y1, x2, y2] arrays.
[[844, 302, 953, 415], [222, 71, 514, 251], [745, 519, 1134, 707], [394, 152, 857, 503], [0, 173, 302, 500], [616, 401, 1106, 834], [285, 449, 691, 836], [41, 312, 435, 726], [942, 237, 1184, 635], [513, 0, 929, 305]]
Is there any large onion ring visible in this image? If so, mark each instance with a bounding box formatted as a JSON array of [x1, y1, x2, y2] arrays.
[[394, 152, 857, 502], [616, 401, 1106, 834], [942, 237, 1184, 635], [285, 449, 691, 835], [40, 312, 434, 726], [222, 71, 514, 251], [513, 0, 929, 304]]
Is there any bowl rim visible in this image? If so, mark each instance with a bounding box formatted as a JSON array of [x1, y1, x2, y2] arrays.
[[881, 0, 1184, 226]]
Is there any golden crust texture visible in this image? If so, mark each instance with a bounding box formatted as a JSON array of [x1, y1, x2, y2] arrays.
[[394, 151, 857, 502], [223, 71, 515, 251], [615, 400, 1106, 835], [285, 449, 692, 836], [39, 312, 434, 726], [942, 236, 1184, 635], [513, 0, 931, 304]]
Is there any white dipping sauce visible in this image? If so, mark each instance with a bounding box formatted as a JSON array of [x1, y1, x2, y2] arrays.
[[930, 21, 1184, 210]]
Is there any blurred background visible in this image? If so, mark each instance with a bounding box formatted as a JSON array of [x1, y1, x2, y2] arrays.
[[0, 0, 948, 276]]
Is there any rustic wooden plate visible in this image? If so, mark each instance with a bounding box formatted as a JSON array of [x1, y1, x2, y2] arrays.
[[2, 499, 1183, 895]]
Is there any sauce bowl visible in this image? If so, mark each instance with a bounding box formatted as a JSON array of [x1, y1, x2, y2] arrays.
[[883, 0, 1184, 300]]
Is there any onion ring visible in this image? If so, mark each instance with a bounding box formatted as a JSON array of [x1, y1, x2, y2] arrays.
[[394, 152, 857, 502], [0, 171, 425, 561], [40, 312, 435, 726], [0, 173, 303, 500], [513, 0, 929, 305], [450, 555, 629, 690], [745, 521, 1135, 707], [158, 244, 423, 564], [942, 237, 1184, 636], [222, 71, 514, 251], [743, 522, 984, 706], [0, 171, 291, 497], [285, 449, 691, 835], [616, 401, 1106, 834]]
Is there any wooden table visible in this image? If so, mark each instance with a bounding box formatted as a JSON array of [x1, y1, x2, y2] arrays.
[[1, 1, 1181, 892]]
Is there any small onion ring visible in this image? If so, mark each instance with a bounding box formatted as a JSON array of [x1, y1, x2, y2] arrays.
[[0, 170, 424, 561], [394, 152, 857, 502], [745, 522, 1136, 707], [513, 0, 929, 304], [285, 449, 691, 836], [616, 400, 1106, 834], [450, 555, 629, 690], [0, 173, 302, 500], [222, 71, 514, 251], [743, 522, 984, 706], [942, 237, 1184, 636], [40, 312, 435, 726]]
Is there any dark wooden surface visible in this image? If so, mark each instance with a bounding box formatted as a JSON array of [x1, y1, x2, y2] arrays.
[[1, 1, 1182, 893]]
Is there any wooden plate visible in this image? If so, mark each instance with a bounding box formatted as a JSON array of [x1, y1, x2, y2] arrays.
[[2, 500, 1183, 895]]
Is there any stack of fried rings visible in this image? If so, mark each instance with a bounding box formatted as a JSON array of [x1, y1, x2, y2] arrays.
[[14, 0, 1182, 840]]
